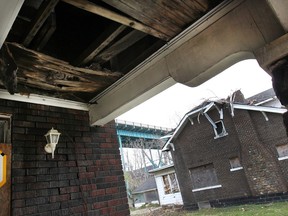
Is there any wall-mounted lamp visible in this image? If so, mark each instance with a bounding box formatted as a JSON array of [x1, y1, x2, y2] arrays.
[[44, 127, 61, 159]]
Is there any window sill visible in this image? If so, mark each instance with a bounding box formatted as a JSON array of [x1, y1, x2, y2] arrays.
[[214, 133, 228, 139], [230, 167, 243, 172], [192, 185, 222, 192], [278, 156, 288, 161]]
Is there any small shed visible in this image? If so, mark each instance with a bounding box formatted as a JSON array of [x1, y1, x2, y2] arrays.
[[149, 164, 183, 206], [132, 176, 159, 208]]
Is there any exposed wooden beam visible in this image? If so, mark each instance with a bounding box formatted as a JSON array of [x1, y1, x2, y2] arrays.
[[22, 0, 59, 47], [61, 0, 169, 41], [95, 30, 146, 64], [31, 12, 57, 51], [102, 0, 178, 38], [74, 24, 126, 66]]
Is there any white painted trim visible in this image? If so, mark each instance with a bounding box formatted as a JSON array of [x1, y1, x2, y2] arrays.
[[233, 104, 286, 114], [230, 167, 243, 172], [0, 90, 89, 111], [278, 156, 288, 161], [192, 185, 222, 192], [0, 0, 24, 48], [149, 164, 174, 174], [0, 114, 12, 119]]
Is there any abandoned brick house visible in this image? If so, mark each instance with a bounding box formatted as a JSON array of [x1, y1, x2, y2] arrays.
[[163, 91, 288, 210]]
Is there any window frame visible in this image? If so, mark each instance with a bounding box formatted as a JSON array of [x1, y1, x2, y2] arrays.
[[162, 172, 180, 195], [213, 120, 228, 139], [276, 144, 288, 161], [0, 115, 11, 144]]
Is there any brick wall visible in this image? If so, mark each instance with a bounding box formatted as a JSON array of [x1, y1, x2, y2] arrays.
[[173, 108, 251, 208], [250, 111, 288, 182], [232, 109, 287, 195], [0, 99, 129, 216]]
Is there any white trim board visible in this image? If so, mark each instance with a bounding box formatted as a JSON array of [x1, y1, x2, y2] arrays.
[[0, 90, 89, 111]]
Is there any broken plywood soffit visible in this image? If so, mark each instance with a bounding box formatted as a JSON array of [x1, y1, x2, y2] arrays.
[[0, 43, 122, 98]]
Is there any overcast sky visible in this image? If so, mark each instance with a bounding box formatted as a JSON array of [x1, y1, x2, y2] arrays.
[[116, 59, 273, 129]]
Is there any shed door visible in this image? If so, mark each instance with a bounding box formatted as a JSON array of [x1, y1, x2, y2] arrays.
[[0, 144, 11, 216], [0, 117, 11, 216]]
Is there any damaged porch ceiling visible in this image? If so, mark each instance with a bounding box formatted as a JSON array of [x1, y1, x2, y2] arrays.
[[1, 0, 224, 103]]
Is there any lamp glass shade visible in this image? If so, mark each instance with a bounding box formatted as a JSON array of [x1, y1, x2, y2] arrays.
[[45, 128, 60, 144]]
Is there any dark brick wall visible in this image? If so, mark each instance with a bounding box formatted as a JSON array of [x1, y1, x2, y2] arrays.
[[250, 111, 288, 190], [232, 109, 287, 195], [0, 99, 129, 216], [173, 108, 251, 207], [172, 106, 288, 209]]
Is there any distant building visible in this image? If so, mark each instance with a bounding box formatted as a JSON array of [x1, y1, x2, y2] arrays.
[[163, 90, 288, 210], [132, 176, 159, 208]]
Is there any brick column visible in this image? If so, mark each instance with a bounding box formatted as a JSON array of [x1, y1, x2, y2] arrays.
[[232, 109, 287, 195]]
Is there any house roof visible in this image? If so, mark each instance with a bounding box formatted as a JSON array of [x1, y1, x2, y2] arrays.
[[162, 92, 287, 151], [149, 164, 175, 174], [132, 176, 157, 195]]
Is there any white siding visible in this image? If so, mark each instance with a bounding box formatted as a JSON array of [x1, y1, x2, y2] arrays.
[[155, 176, 183, 206]]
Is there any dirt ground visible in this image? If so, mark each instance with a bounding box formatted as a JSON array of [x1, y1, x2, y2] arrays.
[[130, 206, 184, 216]]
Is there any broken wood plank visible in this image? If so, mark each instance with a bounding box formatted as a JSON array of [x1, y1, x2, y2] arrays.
[[102, 0, 178, 38], [61, 0, 170, 41], [5, 42, 122, 94], [74, 23, 127, 66], [22, 0, 59, 47]]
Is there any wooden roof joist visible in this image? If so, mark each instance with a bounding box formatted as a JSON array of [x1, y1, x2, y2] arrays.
[[61, 0, 170, 41]]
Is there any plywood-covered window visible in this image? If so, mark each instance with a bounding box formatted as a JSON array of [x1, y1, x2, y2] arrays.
[[190, 164, 222, 192], [276, 144, 288, 160], [229, 157, 243, 171], [162, 173, 180, 194]]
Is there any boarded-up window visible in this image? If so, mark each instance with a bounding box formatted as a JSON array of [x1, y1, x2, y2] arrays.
[[229, 157, 243, 171], [276, 144, 288, 159], [190, 164, 219, 190], [162, 173, 180, 194], [229, 157, 241, 169]]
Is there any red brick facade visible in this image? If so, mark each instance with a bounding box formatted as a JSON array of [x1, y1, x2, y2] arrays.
[[172, 105, 288, 210], [0, 99, 129, 215]]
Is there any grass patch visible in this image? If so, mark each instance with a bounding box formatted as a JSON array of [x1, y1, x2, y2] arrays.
[[180, 202, 288, 216]]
